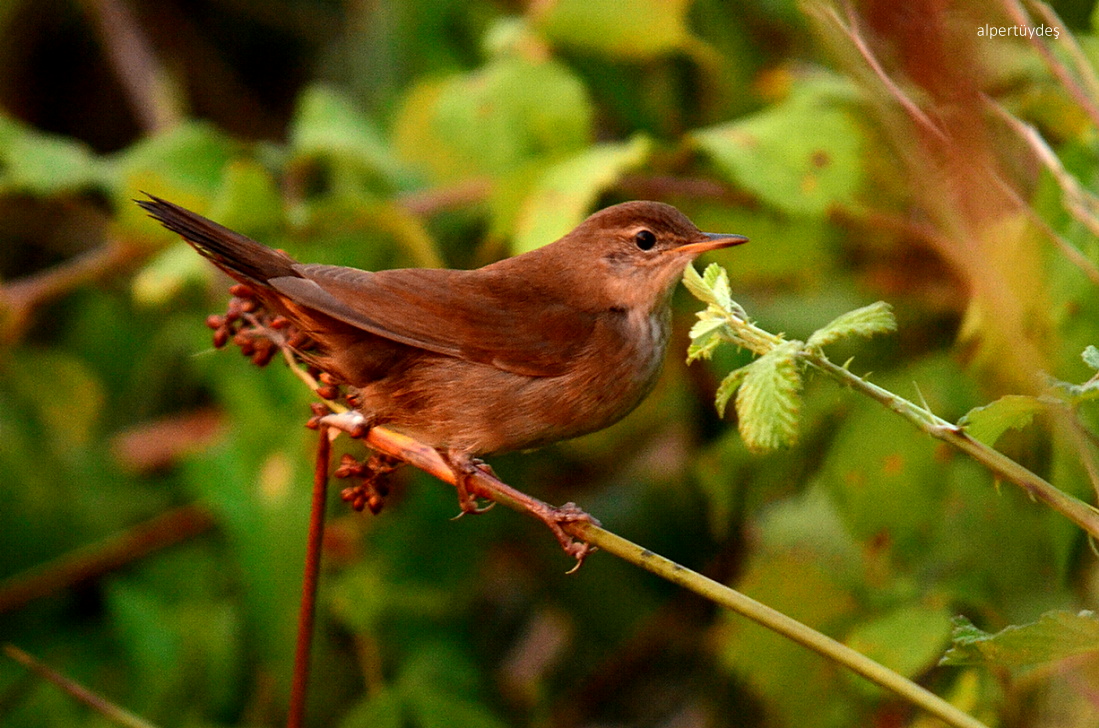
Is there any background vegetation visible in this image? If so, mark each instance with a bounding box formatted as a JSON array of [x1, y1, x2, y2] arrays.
[[2, 0, 1098, 726]]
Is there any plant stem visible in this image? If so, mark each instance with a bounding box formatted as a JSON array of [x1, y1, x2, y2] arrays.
[[287, 427, 332, 728], [806, 354, 1099, 538], [3, 645, 160, 728], [0, 505, 215, 615], [711, 306, 1099, 539], [570, 524, 990, 728], [343, 422, 989, 728]]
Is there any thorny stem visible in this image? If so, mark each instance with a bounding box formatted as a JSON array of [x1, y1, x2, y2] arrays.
[[713, 309, 1099, 539]]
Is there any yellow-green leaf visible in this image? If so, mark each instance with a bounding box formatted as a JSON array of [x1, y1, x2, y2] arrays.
[[691, 77, 864, 216], [941, 610, 1099, 667], [715, 366, 749, 417], [735, 342, 802, 451], [511, 135, 650, 253], [393, 56, 592, 183], [806, 301, 896, 349], [535, 0, 693, 58], [958, 394, 1046, 446]]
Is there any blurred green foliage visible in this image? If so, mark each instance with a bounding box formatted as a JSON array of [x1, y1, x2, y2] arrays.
[[2, 1, 1099, 727]]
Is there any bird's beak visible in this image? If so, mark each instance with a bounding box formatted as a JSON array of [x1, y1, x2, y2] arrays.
[[674, 232, 749, 256]]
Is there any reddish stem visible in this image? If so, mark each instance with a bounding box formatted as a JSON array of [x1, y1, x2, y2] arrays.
[[287, 426, 332, 728]]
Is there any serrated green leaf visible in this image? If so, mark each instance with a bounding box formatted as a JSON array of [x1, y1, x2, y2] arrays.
[[689, 313, 726, 343], [709, 265, 733, 310], [735, 342, 802, 451], [682, 263, 716, 305], [958, 394, 1046, 446], [1083, 345, 1099, 370], [806, 301, 896, 349], [687, 335, 721, 363], [701, 262, 724, 289], [940, 610, 1099, 667], [715, 366, 749, 417]]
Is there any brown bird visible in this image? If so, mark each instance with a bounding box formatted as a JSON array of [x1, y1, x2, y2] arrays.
[[139, 195, 746, 522]]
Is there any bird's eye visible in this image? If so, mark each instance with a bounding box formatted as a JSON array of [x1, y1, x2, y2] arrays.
[[634, 229, 657, 250]]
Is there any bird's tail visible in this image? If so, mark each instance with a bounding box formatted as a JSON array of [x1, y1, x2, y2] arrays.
[[137, 194, 298, 286]]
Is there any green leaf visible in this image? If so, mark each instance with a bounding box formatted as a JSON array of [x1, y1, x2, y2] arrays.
[[131, 242, 209, 307], [715, 366, 749, 417], [206, 159, 284, 234], [688, 313, 726, 345], [511, 134, 651, 253], [941, 610, 1099, 667], [339, 688, 405, 728], [290, 84, 406, 182], [735, 341, 802, 451], [108, 122, 237, 237], [0, 116, 103, 195], [691, 76, 864, 216], [394, 56, 592, 183], [535, 0, 694, 58], [844, 606, 953, 695], [958, 394, 1046, 446], [682, 263, 715, 305], [1083, 344, 1099, 370], [806, 301, 896, 349]]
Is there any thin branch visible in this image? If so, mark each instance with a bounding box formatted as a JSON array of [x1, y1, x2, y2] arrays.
[[706, 306, 1099, 539], [286, 426, 332, 728], [314, 418, 989, 728], [999, 0, 1099, 130], [0, 504, 215, 614], [0, 238, 147, 343], [986, 100, 1099, 281], [1028, 0, 1099, 102], [74, 0, 181, 132], [809, 354, 1099, 536], [819, 3, 948, 144], [3, 645, 160, 728]]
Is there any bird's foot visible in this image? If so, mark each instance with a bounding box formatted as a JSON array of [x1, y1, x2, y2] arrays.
[[443, 450, 598, 570], [446, 452, 497, 516]]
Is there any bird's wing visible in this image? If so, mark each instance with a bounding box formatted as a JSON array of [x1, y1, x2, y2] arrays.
[[269, 264, 595, 377]]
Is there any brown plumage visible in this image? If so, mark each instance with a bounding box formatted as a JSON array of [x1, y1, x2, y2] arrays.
[[139, 194, 746, 457]]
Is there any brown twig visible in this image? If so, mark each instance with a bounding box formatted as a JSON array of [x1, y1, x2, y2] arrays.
[[74, 0, 180, 132], [0, 238, 147, 343], [0, 504, 215, 615], [286, 425, 332, 728], [3, 645, 159, 728]]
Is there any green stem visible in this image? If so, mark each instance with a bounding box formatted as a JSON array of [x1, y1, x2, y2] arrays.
[[351, 422, 989, 728], [569, 523, 989, 728], [3, 645, 160, 728], [715, 308, 1099, 539], [808, 354, 1099, 538]]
